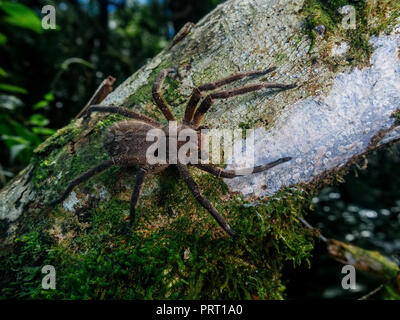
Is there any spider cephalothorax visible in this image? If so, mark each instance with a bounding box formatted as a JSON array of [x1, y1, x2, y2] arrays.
[[50, 67, 295, 238]]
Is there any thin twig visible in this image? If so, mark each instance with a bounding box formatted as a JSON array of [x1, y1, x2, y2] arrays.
[[167, 22, 195, 49], [358, 285, 384, 300], [299, 217, 328, 243], [75, 76, 116, 119]]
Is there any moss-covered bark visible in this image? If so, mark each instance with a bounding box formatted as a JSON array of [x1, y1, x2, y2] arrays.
[[1, 0, 399, 299], [327, 239, 400, 297]]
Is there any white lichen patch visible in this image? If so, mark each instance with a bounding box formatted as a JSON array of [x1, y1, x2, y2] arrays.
[[62, 191, 79, 211], [0, 165, 35, 222], [97, 187, 111, 201], [331, 42, 349, 56], [226, 31, 400, 197]]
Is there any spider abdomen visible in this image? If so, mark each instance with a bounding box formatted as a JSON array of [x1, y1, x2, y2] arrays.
[[104, 120, 156, 165]]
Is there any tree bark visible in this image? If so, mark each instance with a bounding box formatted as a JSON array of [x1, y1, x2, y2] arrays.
[[1, 0, 400, 299]]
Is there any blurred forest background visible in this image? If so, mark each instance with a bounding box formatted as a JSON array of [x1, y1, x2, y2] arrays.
[[0, 0, 399, 299]]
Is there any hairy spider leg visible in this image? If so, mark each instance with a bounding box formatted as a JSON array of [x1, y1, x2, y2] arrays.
[[194, 157, 292, 178], [48, 159, 114, 206], [183, 67, 277, 123], [87, 105, 162, 127], [192, 82, 296, 126], [176, 163, 236, 238], [152, 68, 177, 121], [126, 167, 148, 229]]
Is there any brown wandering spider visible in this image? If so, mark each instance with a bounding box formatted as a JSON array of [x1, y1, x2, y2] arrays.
[[49, 67, 295, 238]]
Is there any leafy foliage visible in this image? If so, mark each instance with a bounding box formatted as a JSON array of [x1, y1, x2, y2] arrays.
[[0, 1, 55, 183], [0, 1, 42, 32]]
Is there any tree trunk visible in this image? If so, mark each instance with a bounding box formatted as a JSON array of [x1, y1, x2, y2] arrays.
[[1, 0, 399, 299]]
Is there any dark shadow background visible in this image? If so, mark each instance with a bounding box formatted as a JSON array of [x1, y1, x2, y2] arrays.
[[0, 0, 399, 299]]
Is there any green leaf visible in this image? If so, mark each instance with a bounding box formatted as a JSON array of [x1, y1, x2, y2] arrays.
[[0, 1, 42, 33], [0, 67, 7, 77], [44, 91, 54, 101], [29, 114, 49, 127], [5, 120, 42, 146], [33, 91, 54, 109], [0, 33, 7, 45], [32, 100, 48, 110], [0, 83, 27, 94], [1, 134, 30, 146], [32, 127, 55, 136]]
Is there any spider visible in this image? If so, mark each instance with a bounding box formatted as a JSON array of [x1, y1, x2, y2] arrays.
[[49, 67, 296, 238]]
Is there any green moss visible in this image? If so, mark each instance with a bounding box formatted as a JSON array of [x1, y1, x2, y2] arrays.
[[31, 129, 109, 192], [275, 53, 288, 64], [392, 109, 400, 124], [0, 228, 56, 298], [303, 0, 341, 51], [369, 2, 400, 35], [92, 113, 126, 137], [31, 120, 91, 190], [124, 60, 181, 124], [33, 121, 80, 155], [1, 164, 314, 299], [164, 76, 186, 107], [303, 0, 399, 65], [125, 81, 153, 108]]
